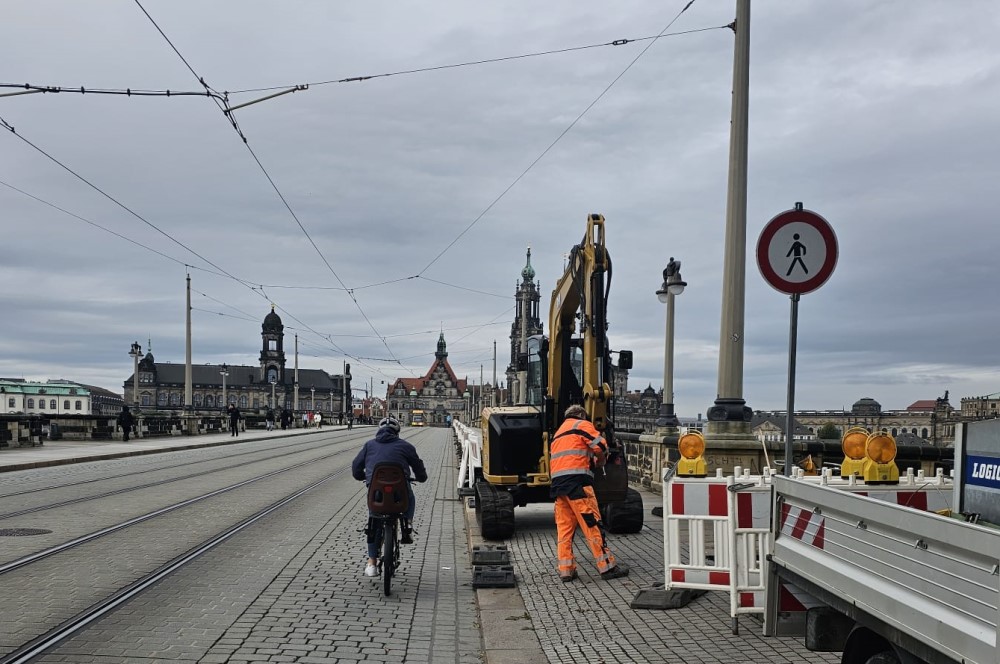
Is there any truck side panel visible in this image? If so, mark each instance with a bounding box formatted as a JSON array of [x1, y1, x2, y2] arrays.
[[770, 476, 999, 664]]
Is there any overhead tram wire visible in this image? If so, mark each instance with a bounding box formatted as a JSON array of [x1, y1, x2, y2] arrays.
[[224, 25, 725, 94], [133, 0, 413, 377], [0, 178, 227, 279], [0, 115, 252, 290], [417, 0, 704, 276]]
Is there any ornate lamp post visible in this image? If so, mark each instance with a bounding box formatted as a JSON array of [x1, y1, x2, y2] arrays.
[[128, 341, 142, 407], [219, 364, 229, 410], [655, 257, 687, 435], [310, 386, 316, 413], [270, 379, 277, 409]]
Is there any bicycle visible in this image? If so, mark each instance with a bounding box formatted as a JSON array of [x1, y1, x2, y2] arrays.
[[365, 462, 412, 596]]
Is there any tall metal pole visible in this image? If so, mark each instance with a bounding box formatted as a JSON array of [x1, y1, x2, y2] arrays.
[[293, 334, 299, 413], [708, 0, 753, 435], [492, 340, 497, 407], [784, 293, 800, 475], [130, 341, 141, 407], [184, 274, 193, 411]]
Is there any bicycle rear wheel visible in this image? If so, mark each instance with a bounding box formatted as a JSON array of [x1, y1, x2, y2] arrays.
[[383, 518, 396, 596]]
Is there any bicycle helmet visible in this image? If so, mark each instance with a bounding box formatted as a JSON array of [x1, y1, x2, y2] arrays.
[[379, 416, 401, 434]]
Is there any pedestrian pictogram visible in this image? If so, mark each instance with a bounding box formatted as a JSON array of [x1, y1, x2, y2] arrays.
[[757, 206, 837, 295]]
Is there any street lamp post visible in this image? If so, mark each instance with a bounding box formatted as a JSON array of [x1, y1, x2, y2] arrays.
[[129, 341, 142, 407], [310, 386, 315, 413], [656, 257, 687, 436], [220, 364, 229, 410], [270, 379, 276, 409]]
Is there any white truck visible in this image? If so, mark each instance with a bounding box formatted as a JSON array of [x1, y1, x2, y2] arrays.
[[766, 419, 1000, 664]]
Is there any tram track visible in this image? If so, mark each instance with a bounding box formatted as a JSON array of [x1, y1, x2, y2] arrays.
[[0, 428, 361, 501], [0, 432, 363, 520], [0, 426, 440, 663], [0, 466, 351, 664]]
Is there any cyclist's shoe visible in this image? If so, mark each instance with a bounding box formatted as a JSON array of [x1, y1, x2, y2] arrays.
[[364, 563, 377, 577], [600, 563, 630, 580], [401, 528, 414, 545]]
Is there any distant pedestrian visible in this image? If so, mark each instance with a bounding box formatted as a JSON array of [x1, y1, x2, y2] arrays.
[[117, 405, 135, 442], [302, 412, 309, 428], [228, 404, 241, 437], [315, 412, 323, 428], [550, 404, 628, 582], [265, 407, 276, 431], [280, 409, 290, 430]]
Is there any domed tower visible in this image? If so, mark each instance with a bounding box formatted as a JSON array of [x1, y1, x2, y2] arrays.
[[260, 305, 286, 384], [506, 247, 543, 404], [436, 331, 448, 360]]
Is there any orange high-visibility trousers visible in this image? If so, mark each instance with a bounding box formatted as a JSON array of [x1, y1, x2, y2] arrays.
[[554, 485, 616, 577]]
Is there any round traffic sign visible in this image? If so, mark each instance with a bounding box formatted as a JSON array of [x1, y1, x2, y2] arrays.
[[756, 207, 838, 295]]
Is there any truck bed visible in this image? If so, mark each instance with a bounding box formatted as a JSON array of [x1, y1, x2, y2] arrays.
[[770, 475, 999, 664]]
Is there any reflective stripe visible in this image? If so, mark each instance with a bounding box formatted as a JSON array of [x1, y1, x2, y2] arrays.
[[552, 468, 594, 478], [551, 449, 591, 460], [558, 558, 575, 566], [596, 553, 611, 563]]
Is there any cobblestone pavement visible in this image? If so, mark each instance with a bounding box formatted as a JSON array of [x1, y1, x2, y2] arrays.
[[28, 428, 483, 663], [491, 494, 840, 664]]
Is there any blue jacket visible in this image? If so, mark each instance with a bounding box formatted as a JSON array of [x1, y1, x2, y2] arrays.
[[352, 428, 428, 483]]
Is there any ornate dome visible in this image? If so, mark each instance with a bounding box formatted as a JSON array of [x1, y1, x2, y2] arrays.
[[521, 247, 535, 282], [262, 305, 283, 333], [851, 397, 882, 416]]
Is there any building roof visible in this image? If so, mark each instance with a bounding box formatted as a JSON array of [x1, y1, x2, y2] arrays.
[[906, 400, 937, 411], [750, 412, 811, 436], [0, 379, 90, 396]]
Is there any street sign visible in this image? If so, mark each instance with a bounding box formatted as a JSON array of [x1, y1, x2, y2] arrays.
[[756, 207, 838, 295]]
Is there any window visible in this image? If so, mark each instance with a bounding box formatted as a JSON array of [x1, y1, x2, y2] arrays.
[[141, 393, 151, 406], [240, 396, 248, 408], [64, 400, 70, 410], [27, 398, 35, 408], [158, 393, 167, 406], [194, 394, 203, 407], [253, 399, 260, 409], [891, 428, 897, 436], [50, 399, 56, 409], [921, 427, 929, 438], [75, 400, 82, 410], [7, 398, 13, 408], [205, 395, 214, 408]]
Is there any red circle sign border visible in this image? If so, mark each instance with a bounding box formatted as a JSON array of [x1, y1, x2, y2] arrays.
[[756, 208, 838, 295]]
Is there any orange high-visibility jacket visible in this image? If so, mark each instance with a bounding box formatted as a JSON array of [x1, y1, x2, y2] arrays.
[[550, 418, 608, 482]]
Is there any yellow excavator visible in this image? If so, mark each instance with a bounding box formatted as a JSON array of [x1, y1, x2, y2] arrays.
[[475, 213, 644, 539]]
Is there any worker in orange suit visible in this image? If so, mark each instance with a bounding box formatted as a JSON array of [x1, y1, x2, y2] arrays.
[[549, 404, 629, 582]]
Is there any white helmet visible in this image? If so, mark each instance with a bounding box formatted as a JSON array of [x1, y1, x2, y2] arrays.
[[379, 416, 401, 434]]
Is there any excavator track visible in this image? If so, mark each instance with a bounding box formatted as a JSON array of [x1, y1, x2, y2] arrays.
[[474, 481, 515, 540]]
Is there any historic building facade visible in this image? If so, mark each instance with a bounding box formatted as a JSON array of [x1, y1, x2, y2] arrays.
[[0, 379, 92, 415], [386, 333, 470, 426], [505, 248, 543, 404], [123, 306, 351, 417]]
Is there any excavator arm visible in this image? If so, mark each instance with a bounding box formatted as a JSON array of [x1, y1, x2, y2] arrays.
[[546, 213, 614, 437]]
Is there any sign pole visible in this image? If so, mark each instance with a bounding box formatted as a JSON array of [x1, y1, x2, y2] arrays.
[[785, 292, 800, 476]]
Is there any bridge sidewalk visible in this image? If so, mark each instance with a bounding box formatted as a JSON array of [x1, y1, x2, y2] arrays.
[[0, 425, 359, 473]]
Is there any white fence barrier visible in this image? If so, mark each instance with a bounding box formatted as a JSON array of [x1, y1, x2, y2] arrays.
[[453, 421, 482, 493], [662, 466, 954, 633]]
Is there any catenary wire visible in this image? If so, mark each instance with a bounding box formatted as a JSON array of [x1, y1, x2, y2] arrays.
[[416, 0, 702, 275], [224, 25, 726, 94], [133, 0, 412, 376]]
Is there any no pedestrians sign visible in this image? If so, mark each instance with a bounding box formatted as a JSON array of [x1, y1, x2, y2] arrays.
[[756, 207, 838, 295]]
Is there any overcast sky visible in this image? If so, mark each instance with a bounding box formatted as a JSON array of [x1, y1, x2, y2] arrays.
[[3, 1, 999, 416]]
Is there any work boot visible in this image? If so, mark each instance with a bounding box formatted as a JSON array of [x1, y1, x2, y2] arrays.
[[600, 563, 630, 580], [560, 570, 579, 583]]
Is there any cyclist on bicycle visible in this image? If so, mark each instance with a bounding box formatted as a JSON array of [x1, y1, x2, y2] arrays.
[[352, 416, 428, 577]]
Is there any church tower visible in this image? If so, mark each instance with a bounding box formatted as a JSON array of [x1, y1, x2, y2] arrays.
[[506, 247, 543, 404], [260, 305, 286, 384]]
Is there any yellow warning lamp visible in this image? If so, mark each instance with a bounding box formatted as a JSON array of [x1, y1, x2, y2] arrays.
[[840, 427, 869, 477], [862, 430, 899, 484], [676, 431, 707, 477]]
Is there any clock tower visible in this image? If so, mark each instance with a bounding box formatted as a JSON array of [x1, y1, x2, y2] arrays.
[[260, 305, 286, 384]]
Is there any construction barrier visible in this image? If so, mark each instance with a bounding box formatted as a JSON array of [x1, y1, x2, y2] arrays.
[[454, 421, 482, 494], [662, 466, 954, 634]]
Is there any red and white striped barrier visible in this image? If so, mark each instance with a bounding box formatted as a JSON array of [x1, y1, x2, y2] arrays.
[[662, 466, 955, 633]]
